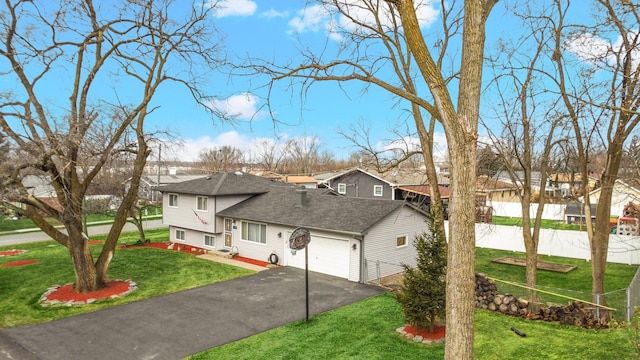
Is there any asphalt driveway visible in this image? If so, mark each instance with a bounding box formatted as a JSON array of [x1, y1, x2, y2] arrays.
[[0, 267, 386, 360]]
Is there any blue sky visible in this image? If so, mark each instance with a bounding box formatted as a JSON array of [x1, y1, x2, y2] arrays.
[[155, 0, 449, 162], [69, 0, 603, 163]]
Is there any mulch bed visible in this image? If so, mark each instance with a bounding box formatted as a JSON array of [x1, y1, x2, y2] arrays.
[[397, 325, 446, 345], [40, 280, 138, 307], [492, 257, 576, 273], [2, 259, 38, 267], [0, 249, 28, 257]]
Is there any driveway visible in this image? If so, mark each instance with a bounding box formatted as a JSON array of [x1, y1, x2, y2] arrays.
[[0, 267, 386, 360]]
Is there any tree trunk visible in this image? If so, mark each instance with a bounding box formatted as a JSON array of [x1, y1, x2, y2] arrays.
[[446, 139, 478, 359], [591, 143, 622, 299], [66, 220, 102, 293]]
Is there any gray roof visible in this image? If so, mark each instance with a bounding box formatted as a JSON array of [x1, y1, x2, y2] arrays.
[[158, 172, 282, 196], [218, 184, 421, 235], [160, 171, 427, 235]]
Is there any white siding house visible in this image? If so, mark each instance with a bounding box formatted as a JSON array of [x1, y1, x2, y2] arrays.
[[159, 172, 431, 283]]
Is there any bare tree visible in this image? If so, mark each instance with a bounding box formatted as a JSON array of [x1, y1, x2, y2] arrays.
[[482, 18, 569, 301], [198, 146, 244, 173], [242, 1, 496, 357], [542, 0, 640, 301], [0, 0, 223, 292], [282, 136, 323, 174], [252, 138, 286, 172]]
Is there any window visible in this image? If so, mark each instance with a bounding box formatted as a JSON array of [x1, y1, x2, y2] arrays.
[[204, 234, 215, 247], [373, 185, 383, 197], [337, 183, 347, 194], [196, 196, 208, 211], [396, 235, 407, 248], [175, 229, 186, 242], [241, 221, 267, 244], [169, 193, 178, 207]]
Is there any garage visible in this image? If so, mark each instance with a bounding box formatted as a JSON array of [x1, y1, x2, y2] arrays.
[[284, 234, 350, 279]]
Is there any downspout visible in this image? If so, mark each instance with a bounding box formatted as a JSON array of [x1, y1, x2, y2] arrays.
[[358, 236, 365, 283]]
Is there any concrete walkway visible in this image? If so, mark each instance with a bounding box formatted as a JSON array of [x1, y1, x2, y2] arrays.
[[0, 267, 386, 360]]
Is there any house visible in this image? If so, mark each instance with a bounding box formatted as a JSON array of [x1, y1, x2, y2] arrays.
[[476, 175, 520, 203], [493, 170, 560, 200], [582, 179, 640, 219], [159, 172, 430, 283], [393, 184, 451, 215], [315, 168, 397, 199], [279, 175, 318, 189], [550, 172, 600, 198]]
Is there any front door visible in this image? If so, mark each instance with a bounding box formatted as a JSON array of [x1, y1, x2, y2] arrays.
[[224, 218, 233, 248]]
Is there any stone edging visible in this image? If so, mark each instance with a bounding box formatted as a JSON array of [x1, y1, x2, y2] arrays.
[[396, 326, 445, 345], [40, 280, 138, 307]]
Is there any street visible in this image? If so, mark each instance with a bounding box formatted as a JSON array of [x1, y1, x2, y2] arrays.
[[0, 219, 166, 246]]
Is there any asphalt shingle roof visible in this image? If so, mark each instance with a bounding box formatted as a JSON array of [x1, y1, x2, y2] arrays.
[[158, 172, 281, 196], [218, 185, 409, 235], [159, 172, 423, 235]]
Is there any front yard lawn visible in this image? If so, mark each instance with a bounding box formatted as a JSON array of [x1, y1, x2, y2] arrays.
[[0, 229, 253, 328]]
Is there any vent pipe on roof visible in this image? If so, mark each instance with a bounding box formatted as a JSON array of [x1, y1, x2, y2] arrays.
[[295, 187, 307, 208]]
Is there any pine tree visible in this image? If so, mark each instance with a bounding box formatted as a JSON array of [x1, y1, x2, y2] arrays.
[[395, 222, 447, 331]]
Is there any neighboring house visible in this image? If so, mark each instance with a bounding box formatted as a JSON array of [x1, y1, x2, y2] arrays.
[[550, 172, 600, 198], [13, 174, 60, 212], [582, 179, 640, 219], [476, 175, 520, 203], [125, 174, 207, 203], [315, 168, 410, 200], [159, 172, 430, 283], [493, 170, 560, 199], [279, 175, 318, 189]]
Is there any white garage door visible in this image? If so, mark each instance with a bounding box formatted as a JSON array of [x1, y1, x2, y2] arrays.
[[284, 235, 350, 279]]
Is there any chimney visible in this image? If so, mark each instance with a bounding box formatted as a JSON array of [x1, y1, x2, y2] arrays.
[[295, 187, 307, 208]]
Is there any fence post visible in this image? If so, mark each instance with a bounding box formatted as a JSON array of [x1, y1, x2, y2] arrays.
[[376, 260, 381, 285]]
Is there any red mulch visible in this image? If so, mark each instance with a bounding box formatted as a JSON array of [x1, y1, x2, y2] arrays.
[[45, 280, 132, 303], [0, 250, 27, 257], [403, 325, 446, 340], [88, 240, 103, 245], [2, 259, 38, 267], [234, 256, 270, 267]]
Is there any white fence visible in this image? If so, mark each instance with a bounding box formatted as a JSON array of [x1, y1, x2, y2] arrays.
[[470, 223, 640, 265], [488, 201, 566, 221]]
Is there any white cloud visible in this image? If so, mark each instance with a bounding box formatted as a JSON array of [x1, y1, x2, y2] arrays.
[[211, 0, 257, 18], [260, 9, 288, 19], [379, 132, 448, 162], [288, 1, 439, 40], [209, 93, 263, 120], [566, 30, 640, 68], [288, 5, 331, 34]]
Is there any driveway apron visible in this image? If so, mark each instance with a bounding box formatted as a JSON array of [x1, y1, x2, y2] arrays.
[[0, 267, 386, 360]]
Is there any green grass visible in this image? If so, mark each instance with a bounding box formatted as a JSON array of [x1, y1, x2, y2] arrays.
[[0, 229, 253, 328], [0, 207, 162, 232], [2, 230, 638, 359], [492, 216, 584, 231], [475, 247, 638, 318], [189, 293, 637, 360]]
